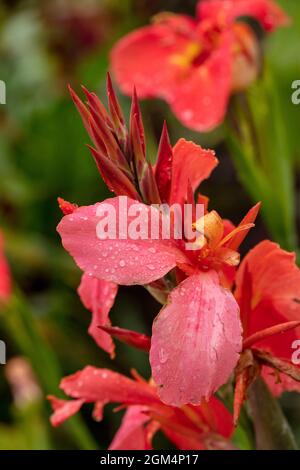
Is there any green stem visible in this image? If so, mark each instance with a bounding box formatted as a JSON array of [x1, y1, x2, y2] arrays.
[[248, 378, 297, 450]]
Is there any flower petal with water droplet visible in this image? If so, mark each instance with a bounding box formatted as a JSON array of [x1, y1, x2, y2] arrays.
[[150, 271, 242, 406], [57, 197, 188, 285]]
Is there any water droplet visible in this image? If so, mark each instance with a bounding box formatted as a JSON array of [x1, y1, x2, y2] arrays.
[[146, 264, 155, 271], [159, 348, 168, 364], [119, 260, 126, 267]]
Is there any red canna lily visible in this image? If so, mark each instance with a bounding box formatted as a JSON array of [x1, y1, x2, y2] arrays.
[[57, 194, 258, 406], [48, 366, 234, 450], [57, 81, 260, 407], [233, 241, 300, 423], [0, 231, 11, 303], [110, 0, 289, 131]]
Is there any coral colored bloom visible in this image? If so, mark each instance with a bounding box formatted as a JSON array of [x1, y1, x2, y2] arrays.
[[57, 194, 259, 406], [48, 366, 234, 450], [58, 82, 260, 406], [233, 241, 300, 422], [111, 0, 289, 131], [0, 232, 11, 302]]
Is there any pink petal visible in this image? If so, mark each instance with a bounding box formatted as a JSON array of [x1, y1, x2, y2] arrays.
[[57, 197, 188, 285], [168, 32, 233, 132], [111, 18, 197, 99], [60, 366, 159, 406], [150, 271, 242, 406], [78, 273, 118, 357], [109, 405, 153, 450], [170, 139, 218, 205], [48, 396, 85, 426]]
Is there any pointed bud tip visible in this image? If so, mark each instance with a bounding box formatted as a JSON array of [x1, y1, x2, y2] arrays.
[[57, 197, 77, 215]]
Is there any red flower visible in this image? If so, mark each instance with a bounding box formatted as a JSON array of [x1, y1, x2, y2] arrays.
[[57, 81, 260, 407], [233, 241, 300, 423], [48, 366, 234, 450], [0, 231, 11, 302], [110, 0, 289, 131]]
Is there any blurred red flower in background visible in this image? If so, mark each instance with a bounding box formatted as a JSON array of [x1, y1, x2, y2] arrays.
[[110, 0, 289, 131]]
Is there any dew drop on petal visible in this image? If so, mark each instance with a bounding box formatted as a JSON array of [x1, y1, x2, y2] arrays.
[[159, 348, 168, 364], [146, 264, 155, 271]]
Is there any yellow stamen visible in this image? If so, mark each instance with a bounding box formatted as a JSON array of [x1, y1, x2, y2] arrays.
[[171, 42, 201, 69], [193, 210, 224, 249]]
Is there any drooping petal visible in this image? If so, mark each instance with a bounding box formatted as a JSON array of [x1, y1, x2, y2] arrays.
[[170, 139, 218, 205], [60, 366, 159, 407], [109, 405, 154, 450], [198, 0, 290, 32], [235, 241, 300, 324], [57, 197, 188, 285], [48, 396, 85, 426], [168, 32, 233, 132], [111, 17, 197, 99], [78, 273, 118, 357], [150, 271, 242, 406]]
